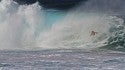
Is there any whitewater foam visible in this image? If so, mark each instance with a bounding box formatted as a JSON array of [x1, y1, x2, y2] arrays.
[[0, 0, 125, 50], [0, 0, 43, 50]]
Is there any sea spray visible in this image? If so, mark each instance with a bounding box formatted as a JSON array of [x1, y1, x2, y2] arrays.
[[37, 0, 125, 49], [38, 14, 124, 49], [0, 0, 125, 50], [0, 0, 43, 50]]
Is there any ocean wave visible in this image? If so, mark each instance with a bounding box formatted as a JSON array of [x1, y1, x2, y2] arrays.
[[0, 0, 125, 51]]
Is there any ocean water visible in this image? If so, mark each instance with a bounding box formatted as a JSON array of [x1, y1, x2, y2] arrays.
[[0, 49, 124, 70], [0, 0, 125, 70], [0, 0, 125, 50]]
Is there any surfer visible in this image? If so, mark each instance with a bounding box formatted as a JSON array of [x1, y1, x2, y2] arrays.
[[90, 31, 98, 36]]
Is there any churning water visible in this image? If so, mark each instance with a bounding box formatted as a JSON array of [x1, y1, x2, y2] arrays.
[[0, 0, 125, 69], [0, 0, 125, 50]]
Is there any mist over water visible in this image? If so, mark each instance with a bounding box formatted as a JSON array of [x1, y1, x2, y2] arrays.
[[0, 0, 125, 50], [0, 0, 43, 50]]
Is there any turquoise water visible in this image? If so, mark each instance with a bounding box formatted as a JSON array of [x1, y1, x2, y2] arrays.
[[34, 10, 67, 37], [44, 10, 67, 28]]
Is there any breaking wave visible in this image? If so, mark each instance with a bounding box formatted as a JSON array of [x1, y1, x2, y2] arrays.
[[0, 0, 125, 51]]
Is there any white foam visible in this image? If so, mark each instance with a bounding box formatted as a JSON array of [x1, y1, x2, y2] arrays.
[[0, 0, 125, 50], [0, 0, 44, 50]]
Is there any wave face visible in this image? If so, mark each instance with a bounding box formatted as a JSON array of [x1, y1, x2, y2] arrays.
[[0, 0, 125, 50]]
